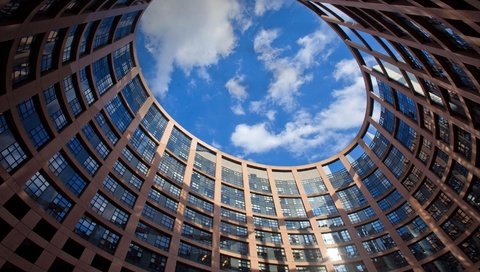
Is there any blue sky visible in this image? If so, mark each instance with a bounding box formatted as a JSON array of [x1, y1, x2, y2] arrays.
[[137, 0, 366, 166]]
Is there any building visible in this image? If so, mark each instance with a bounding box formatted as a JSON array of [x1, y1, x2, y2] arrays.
[[0, 0, 479, 271]]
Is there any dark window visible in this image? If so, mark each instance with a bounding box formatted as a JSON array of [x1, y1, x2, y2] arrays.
[[91, 254, 111, 271], [15, 239, 44, 263], [4, 194, 30, 220], [48, 258, 74, 272], [33, 219, 57, 241], [62, 238, 85, 259]]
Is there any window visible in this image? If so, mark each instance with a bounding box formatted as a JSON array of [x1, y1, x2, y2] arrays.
[[121, 77, 147, 113], [337, 185, 367, 211], [248, 167, 270, 193], [25, 172, 73, 221], [82, 123, 110, 159], [102, 175, 136, 208], [48, 152, 87, 196], [41, 30, 60, 72], [154, 174, 181, 197], [289, 234, 317, 245], [184, 207, 213, 228], [141, 204, 175, 230], [221, 221, 248, 238], [256, 245, 286, 261], [94, 112, 118, 144], [383, 146, 409, 178], [181, 224, 212, 246], [324, 161, 352, 189], [221, 163, 243, 187], [221, 255, 250, 271], [0, 114, 28, 172], [292, 248, 322, 262], [67, 136, 99, 176], [422, 252, 463, 271], [93, 17, 114, 49], [193, 144, 216, 176], [79, 68, 96, 105], [129, 127, 157, 163], [113, 160, 143, 190], [279, 197, 306, 217], [285, 220, 311, 230], [371, 250, 408, 270], [75, 216, 120, 254], [190, 171, 215, 199], [253, 216, 278, 229], [79, 22, 95, 55], [115, 12, 139, 40], [441, 208, 472, 240], [104, 95, 132, 133], [275, 179, 299, 195], [148, 188, 178, 212], [362, 234, 396, 254], [309, 194, 338, 216], [221, 207, 246, 224], [178, 242, 211, 266], [427, 193, 452, 221], [322, 230, 351, 245], [187, 194, 213, 213], [126, 243, 167, 271], [221, 184, 245, 210], [317, 217, 344, 228], [348, 147, 375, 178], [12, 35, 36, 84], [17, 98, 50, 148], [386, 202, 415, 225], [256, 230, 282, 244], [356, 220, 385, 238], [251, 193, 276, 216], [395, 120, 417, 152], [158, 152, 186, 184], [220, 237, 248, 255], [362, 169, 392, 199], [396, 216, 429, 241], [408, 233, 444, 260], [465, 176, 480, 212], [378, 190, 403, 211], [135, 222, 171, 251], [141, 105, 168, 140], [63, 26, 78, 62], [112, 44, 134, 80], [301, 176, 327, 195], [459, 227, 480, 262], [348, 207, 376, 224], [166, 127, 191, 161], [92, 56, 113, 95]]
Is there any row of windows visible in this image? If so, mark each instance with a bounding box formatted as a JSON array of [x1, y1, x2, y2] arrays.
[[90, 192, 130, 228], [10, 16, 137, 87]]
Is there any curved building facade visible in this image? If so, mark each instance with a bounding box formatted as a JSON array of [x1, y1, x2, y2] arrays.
[[0, 0, 479, 271]]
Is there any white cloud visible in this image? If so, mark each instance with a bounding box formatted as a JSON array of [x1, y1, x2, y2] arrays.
[[211, 140, 222, 149], [253, 25, 336, 111], [266, 110, 276, 121], [231, 58, 366, 160], [225, 75, 248, 101], [333, 58, 359, 81], [225, 74, 249, 115], [231, 104, 246, 115], [254, 0, 290, 16], [140, 0, 247, 98], [230, 123, 282, 153], [197, 67, 212, 83]]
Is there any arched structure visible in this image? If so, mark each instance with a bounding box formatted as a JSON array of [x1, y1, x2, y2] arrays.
[[0, 0, 479, 271]]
